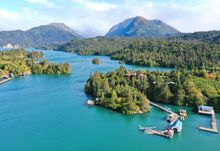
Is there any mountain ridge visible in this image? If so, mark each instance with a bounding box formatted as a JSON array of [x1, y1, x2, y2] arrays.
[[0, 23, 82, 48], [106, 16, 180, 38]]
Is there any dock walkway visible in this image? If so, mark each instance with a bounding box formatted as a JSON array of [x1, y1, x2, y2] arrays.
[[198, 110, 218, 133], [149, 102, 179, 116], [150, 129, 171, 138], [139, 125, 173, 139]]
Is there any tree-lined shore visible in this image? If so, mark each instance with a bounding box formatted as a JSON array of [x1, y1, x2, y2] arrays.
[[85, 67, 220, 114], [0, 49, 71, 77]]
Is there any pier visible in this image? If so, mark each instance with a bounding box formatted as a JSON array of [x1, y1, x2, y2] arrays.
[[198, 106, 218, 133], [149, 102, 180, 116], [139, 102, 184, 139], [149, 102, 187, 121]]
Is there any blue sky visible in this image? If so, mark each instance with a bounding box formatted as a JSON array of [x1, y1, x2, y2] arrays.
[[0, 0, 220, 37]]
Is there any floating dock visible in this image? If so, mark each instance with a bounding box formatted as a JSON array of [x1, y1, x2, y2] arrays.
[[139, 125, 174, 139], [198, 106, 218, 133], [0, 77, 12, 84], [139, 102, 185, 139]]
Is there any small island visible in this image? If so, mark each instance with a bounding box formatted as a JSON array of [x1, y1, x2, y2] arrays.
[[0, 49, 71, 81], [92, 58, 102, 64], [85, 66, 220, 114], [119, 60, 125, 64]]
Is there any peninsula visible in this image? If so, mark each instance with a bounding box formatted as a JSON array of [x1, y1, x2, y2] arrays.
[[0, 49, 71, 82]]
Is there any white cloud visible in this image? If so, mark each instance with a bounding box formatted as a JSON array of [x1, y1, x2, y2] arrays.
[[1, 0, 220, 36], [0, 9, 20, 20], [144, 2, 154, 8], [85, 1, 118, 12], [149, 0, 220, 32], [0, 9, 21, 31], [73, 0, 118, 12], [27, 0, 55, 8], [0, 8, 54, 31]]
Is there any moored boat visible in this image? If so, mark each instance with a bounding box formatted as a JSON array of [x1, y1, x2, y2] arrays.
[[167, 113, 179, 123], [180, 109, 187, 117]]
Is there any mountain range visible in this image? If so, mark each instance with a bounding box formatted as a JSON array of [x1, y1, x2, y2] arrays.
[[1, 16, 220, 48], [0, 23, 81, 48], [106, 16, 180, 37]]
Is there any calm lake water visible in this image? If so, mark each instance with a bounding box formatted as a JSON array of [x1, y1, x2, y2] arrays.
[[0, 50, 219, 151]]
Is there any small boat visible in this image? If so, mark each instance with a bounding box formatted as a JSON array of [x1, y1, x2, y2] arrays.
[[87, 100, 95, 106], [139, 124, 154, 131], [167, 113, 178, 123], [164, 107, 172, 112], [139, 125, 155, 134], [9, 73, 14, 78], [180, 109, 187, 117]]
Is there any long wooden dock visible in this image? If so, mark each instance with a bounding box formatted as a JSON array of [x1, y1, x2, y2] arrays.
[[149, 102, 179, 116], [198, 109, 218, 133]]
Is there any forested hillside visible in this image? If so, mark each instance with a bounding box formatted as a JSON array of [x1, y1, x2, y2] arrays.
[[56, 37, 220, 70]]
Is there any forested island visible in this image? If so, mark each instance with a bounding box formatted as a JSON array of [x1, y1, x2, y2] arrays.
[[85, 67, 220, 114], [0, 49, 71, 77], [92, 58, 102, 64]]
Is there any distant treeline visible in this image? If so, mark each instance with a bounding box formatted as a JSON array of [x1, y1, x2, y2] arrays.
[[55, 36, 220, 70], [169, 31, 220, 44]]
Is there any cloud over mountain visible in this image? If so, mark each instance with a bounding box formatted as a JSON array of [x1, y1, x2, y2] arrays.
[[0, 0, 220, 37]]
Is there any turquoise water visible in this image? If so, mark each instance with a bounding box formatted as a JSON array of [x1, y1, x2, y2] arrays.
[[0, 50, 219, 151]]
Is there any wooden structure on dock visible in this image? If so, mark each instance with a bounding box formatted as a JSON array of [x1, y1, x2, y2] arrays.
[[198, 106, 218, 133]]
